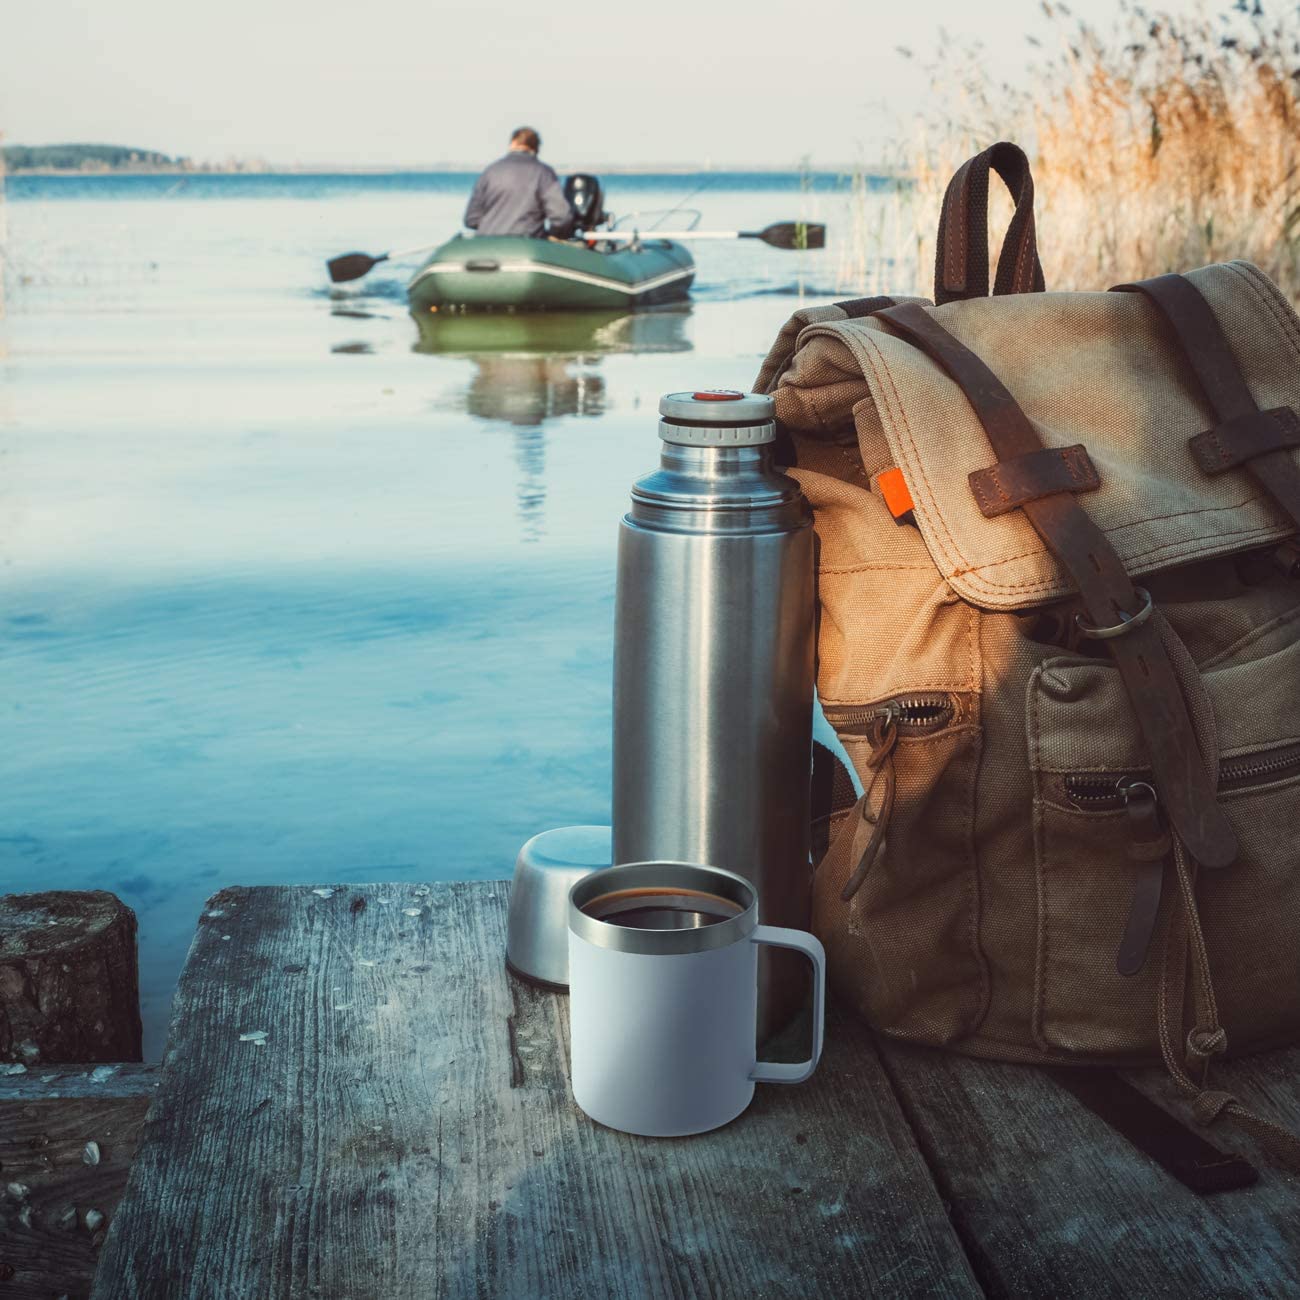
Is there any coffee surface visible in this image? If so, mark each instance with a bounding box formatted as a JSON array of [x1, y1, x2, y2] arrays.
[[582, 886, 743, 930]]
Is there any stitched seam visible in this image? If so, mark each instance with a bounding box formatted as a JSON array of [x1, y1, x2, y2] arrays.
[[1228, 261, 1300, 366], [1015, 218, 1034, 291], [947, 161, 973, 289], [820, 685, 981, 707], [887, 724, 982, 750], [818, 562, 937, 574], [960, 726, 991, 1029], [966, 598, 979, 699], [1029, 674, 1051, 1052], [1212, 428, 1232, 467], [952, 519, 1290, 598], [835, 439, 871, 485], [1200, 601, 1300, 670], [1209, 409, 1300, 466], [840, 321, 1274, 588], [808, 298, 1295, 601], [957, 179, 968, 282], [850, 329, 971, 576], [961, 498, 1273, 577], [987, 513, 1283, 573]]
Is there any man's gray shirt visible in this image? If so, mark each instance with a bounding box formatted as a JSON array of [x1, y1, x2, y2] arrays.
[[464, 152, 575, 239]]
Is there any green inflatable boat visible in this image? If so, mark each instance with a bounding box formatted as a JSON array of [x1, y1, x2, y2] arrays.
[[407, 235, 696, 313]]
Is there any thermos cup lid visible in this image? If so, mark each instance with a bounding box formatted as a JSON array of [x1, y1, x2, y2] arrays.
[[506, 826, 611, 990], [658, 390, 775, 446]]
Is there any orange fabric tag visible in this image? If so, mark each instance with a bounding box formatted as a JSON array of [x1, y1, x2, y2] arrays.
[[878, 467, 915, 519]]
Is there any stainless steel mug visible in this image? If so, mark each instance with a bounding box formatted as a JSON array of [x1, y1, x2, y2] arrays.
[[568, 862, 826, 1137], [611, 389, 816, 1038]]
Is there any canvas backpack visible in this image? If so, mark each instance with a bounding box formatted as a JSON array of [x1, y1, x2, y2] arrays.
[[756, 141, 1300, 1167]]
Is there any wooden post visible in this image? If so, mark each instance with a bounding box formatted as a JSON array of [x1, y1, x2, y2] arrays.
[[0, 892, 143, 1065]]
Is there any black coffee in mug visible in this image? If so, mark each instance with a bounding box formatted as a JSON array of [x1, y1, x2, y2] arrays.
[[581, 886, 744, 931]]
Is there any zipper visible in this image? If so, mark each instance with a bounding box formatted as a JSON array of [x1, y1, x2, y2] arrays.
[[1219, 740, 1300, 791], [830, 694, 955, 736], [1063, 740, 1300, 810]]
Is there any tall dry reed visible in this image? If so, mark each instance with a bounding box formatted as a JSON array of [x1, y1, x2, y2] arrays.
[[841, 2, 1300, 300]]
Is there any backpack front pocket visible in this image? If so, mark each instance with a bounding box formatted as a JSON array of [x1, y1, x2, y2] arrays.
[[816, 694, 988, 1045], [1029, 644, 1300, 1061]]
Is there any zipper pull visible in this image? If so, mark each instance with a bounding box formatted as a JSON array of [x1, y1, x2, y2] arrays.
[[1117, 780, 1169, 977], [864, 705, 900, 766]]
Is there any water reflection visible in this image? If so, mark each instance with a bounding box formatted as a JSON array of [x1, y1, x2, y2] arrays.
[[411, 308, 692, 540]]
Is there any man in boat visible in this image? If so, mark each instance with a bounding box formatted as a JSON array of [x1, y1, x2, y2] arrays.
[[464, 127, 576, 241]]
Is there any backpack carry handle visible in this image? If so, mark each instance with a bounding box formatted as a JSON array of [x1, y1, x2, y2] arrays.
[[934, 141, 1046, 305]]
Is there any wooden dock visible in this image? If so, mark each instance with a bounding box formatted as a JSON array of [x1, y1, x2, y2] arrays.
[[80, 881, 1300, 1298]]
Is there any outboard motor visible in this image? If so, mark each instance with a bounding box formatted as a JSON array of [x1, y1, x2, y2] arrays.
[[563, 174, 607, 230]]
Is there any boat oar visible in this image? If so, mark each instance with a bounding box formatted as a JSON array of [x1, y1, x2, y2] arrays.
[[583, 221, 826, 250], [326, 242, 443, 284]]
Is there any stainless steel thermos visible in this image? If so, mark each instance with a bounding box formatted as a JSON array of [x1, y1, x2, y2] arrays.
[[611, 389, 816, 1037]]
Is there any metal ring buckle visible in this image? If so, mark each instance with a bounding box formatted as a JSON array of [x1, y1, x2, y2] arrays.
[[1118, 777, 1156, 801], [1075, 586, 1154, 641]]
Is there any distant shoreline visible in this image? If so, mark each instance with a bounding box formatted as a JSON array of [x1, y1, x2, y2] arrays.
[[7, 163, 894, 178]]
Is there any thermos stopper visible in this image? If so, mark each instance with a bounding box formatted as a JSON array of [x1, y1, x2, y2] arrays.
[[658, 390, 776, 446]]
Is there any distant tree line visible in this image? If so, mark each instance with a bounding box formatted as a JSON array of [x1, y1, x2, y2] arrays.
[[3, 143, 184, 171]]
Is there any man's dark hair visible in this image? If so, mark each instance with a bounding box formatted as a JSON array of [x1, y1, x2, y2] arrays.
[[510, 126, 541, 152]]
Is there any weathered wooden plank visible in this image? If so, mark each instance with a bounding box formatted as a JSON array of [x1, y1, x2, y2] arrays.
[[0, 1063, 159, 1101], [94, 882, 980, 1300], [0, 1066, 158, 1300], [876, 1038, 1300, 1299]]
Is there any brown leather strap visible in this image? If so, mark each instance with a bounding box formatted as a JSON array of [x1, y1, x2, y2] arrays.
[[1115, 274, 1300, 527], [935, 142, 1046, 305], [876, 302, 1237, 870], [968, 444, 1100, 518], [1117, 782, 1169, 977], [1049, 1068, 1257, 1194], [1189, 406, 1300, 474], [835, 295, 897, 319]]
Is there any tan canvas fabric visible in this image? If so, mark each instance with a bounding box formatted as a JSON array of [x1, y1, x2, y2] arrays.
[[776, 263, 1300, 611], [757, 253, 1300, 1078]]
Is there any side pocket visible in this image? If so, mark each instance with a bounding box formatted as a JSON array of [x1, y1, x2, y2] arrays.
[[1201, 767, 1300, 1052], [815, 695, 987, 1045], [1031, 785, 1164, 1058], [1029, 650, 1300, 1060]]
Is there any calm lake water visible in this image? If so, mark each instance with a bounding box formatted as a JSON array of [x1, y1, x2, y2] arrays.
[[0, 170, 889, 1056]]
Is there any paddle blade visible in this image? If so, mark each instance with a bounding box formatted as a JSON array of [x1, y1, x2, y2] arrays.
[[327, 251, 382, 283], [760, 221, 827, 251]]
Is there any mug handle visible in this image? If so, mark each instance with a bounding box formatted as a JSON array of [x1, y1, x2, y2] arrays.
[[748, 925, 826, 1085]]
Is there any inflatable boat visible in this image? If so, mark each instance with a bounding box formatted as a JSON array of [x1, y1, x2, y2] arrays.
[[328, 174, 821, 313], [406, 235, 695, 313]]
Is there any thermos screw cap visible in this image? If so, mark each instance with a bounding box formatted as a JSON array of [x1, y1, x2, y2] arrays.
[[658, 390, 776, 446]]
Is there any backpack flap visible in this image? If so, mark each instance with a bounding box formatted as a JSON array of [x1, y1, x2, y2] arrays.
[[775, 260, 1300, 612]]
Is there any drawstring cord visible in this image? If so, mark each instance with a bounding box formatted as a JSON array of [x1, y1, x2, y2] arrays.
[[1158, 835, 1300, 1171], [838, 712, 899, 902]]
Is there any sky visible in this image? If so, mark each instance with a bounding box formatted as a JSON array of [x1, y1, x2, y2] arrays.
[[4, 0, 1214, 169]]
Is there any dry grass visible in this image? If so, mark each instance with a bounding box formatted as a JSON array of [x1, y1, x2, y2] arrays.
[[841, 2, 1300, 300]]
